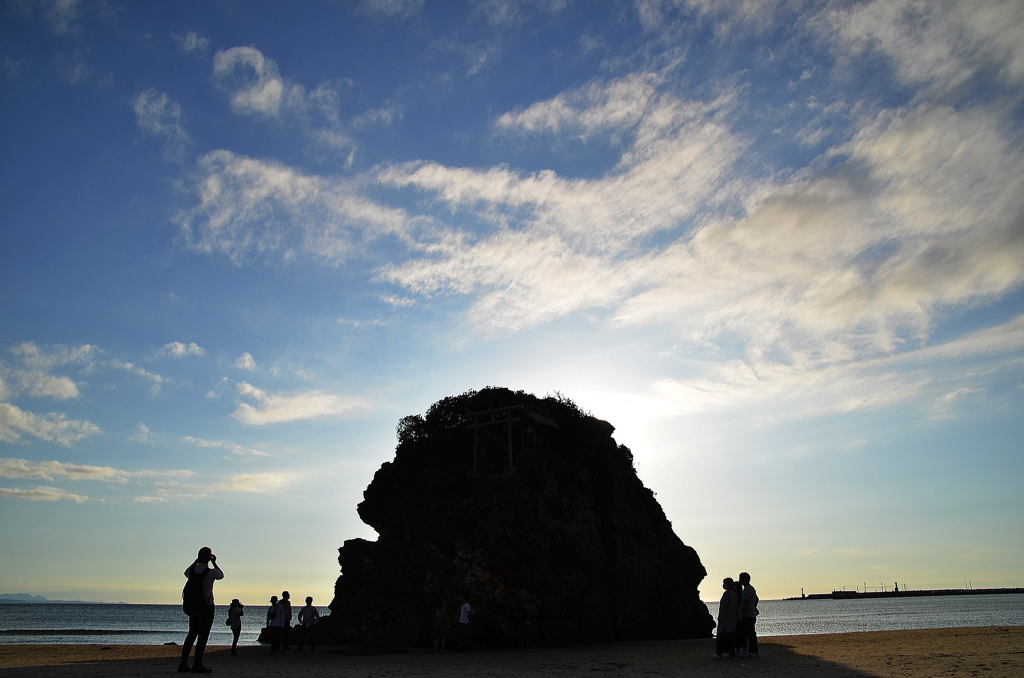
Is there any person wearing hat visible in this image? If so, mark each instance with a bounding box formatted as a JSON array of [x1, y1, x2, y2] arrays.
[[178, 547, 224, 673]]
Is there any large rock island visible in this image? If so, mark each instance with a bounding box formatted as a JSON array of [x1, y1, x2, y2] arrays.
[[325, 387, 714, 647]]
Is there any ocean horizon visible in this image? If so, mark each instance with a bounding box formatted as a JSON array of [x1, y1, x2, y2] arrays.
[[1, 594, 1021, 646]]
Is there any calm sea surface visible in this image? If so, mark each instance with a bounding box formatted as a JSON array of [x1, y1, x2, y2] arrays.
[[0, 603, 328, 646], [1, 595, 1021, 645]]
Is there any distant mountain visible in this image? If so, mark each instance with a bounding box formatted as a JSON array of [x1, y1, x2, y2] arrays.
[[0, 593, 114, 604], [0, 593, 50, 602]]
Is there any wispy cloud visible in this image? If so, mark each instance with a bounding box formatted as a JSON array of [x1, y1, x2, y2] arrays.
[[133, 90, 192, 163], [0, 485, 87, 503], [0, 457, 194, 483], [232, 381, 369, 425], [107, 359, 164, 395], [177, 150, 416, 265], [33, 0, 83, 36], [143, 472, 297, 499], [130, 422, 153, 444], [376, 77, 743, 330], [234, 352, 257, 371], [930, 387, 981, 420], [357, 0, 423, 19], [629, 316, 1024, 422], [1, 369, 79, 400], [0, 404, 101, 446], [212, 46, 354, 150], [154, 341, 205, 359], [9, 342, 100, 371], [182, 435, 270, 458], [173, 31, 209, 54], [211, 472, 294, 494], [822, 0, 1024, 96]]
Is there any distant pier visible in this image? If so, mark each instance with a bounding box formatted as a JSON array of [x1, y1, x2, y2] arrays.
[[785, 587, 1024, 601]]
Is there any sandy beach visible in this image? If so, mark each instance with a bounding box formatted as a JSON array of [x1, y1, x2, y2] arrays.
[[0, 626, 1020, 677]]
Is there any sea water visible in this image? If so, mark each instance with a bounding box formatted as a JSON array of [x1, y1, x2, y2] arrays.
[[1, 595, 1021, 645], [0, 603, 328, 646], [705, 593, 1024, 636]]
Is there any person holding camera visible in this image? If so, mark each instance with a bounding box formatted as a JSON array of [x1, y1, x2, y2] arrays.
[[178, 547, 224, 673]]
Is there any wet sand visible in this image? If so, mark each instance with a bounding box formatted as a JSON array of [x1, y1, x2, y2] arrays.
[[0, 625, 1020, 677]]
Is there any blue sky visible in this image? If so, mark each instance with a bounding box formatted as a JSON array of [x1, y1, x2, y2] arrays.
[[1, 0, 1022, 605]]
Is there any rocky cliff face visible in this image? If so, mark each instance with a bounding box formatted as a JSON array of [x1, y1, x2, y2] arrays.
[[326, 387, 713, 647]]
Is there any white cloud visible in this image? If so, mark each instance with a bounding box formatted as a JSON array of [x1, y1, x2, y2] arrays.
[[133, 90, 191, 163], [205, 376, 230, 400], [337, 317, 386, 329], [213, 46, 287, 118], [0, 485, 87, 503], [0, 457, 194, 483], [378, 77, 744, 330], [613, 103, 1024, 357], [357, 0, 423, 19], [211, 472, 294, 494], [154, 341, 205, 359], [495, 71, 661, 138], [182, 435, 270, 458], [234, 352, 257, 370], [10, 342, 100, 371], [930, 387, 981, 420], [6, 370, 79, 400], [0, 457, 127, 483], [107, 360, 164, 395], [472, 0, 565, 27], [211, 46, 353, 149], [177, 150, 415, 265], [232, 381, 369, 426], [822, 0, 1024, 95], [0, 403, 101, 446], [174, 31, 209, 54], [40, 0, 82, 36], [148, 471, 296, 499], [382, 79, 739, 255], [130, 422, 153, 444], [630, 316, 1024, 423], [381, 294, 414, 308], [383, 231, 641, 331]]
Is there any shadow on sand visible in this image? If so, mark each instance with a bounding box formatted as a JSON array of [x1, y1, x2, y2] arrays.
[[0, 638, 882, 677]]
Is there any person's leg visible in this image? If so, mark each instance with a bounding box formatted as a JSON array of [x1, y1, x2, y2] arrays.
[[231, 626, 240, 654], [179, 614, 199, 670], [191, 605, 215, 671], [746, 618, 758, 656], [740, 617, 751, 654], [714, 629, 728, 657]]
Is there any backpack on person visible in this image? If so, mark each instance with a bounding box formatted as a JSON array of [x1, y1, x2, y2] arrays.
[[181, 566, 207, 615]]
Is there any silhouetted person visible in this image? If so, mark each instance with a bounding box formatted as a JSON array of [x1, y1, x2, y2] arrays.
[[297, 596, 320, 651], [712, 577, 738, 660], [731, 579, 744, 657], [737, 571, 759, 657], [227, 599, 244, 655], [457, 593, 472, 651], [266, 595, 285, 653], [433, 601, 449, 651], [178, 547, 224, 673], [280, 590, 293, 650]]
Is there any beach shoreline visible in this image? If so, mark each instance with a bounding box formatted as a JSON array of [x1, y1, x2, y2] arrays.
[[0, 625, 1020, 676]]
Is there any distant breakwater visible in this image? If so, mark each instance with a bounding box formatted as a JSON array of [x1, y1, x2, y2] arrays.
[[786, 587, 1024, 601]]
